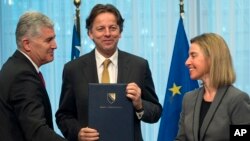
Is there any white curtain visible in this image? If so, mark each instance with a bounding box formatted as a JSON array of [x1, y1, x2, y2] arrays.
[[1, 0, 250, 140]]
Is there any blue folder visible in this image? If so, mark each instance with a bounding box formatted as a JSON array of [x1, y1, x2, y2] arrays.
[[88, 83, 134, 141]]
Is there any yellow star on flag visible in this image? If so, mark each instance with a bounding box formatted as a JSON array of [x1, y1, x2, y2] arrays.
[[169, 83, 182, 96]]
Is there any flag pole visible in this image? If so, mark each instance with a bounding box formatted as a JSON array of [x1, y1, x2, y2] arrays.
[[180, 0, 184, 19], [71, 0, 81, 60], [74, 0, 81, 38], [158, 1, 199, 140]]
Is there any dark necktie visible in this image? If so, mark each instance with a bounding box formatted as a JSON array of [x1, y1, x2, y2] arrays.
[[101, 59, 111, 83], [38, 72, 46, 87]]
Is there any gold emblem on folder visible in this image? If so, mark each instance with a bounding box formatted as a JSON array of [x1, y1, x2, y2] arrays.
[[107, 93, 116, 104]]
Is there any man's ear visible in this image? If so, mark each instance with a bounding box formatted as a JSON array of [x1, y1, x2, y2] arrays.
[[22, 38, 31, 52], [88, 30, 94, 39]]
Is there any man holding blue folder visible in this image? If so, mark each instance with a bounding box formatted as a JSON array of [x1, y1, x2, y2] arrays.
[[56, 3, 162, 141]]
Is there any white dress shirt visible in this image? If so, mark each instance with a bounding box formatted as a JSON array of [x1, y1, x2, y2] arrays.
[[95, 49, 118, 83]]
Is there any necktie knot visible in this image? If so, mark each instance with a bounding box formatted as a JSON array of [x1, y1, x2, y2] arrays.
[[102, 59, 111, 83], [103, 59, 111, 68], [38, 72, 46, 87]]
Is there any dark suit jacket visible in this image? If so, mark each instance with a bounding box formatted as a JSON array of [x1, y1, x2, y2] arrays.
[[56, 49, 162, 141], [175, 85, 250, 141], [0, 50, 66, 141]]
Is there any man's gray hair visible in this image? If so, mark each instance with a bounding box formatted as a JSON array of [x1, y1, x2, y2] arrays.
[[15, 11, 54, 48]]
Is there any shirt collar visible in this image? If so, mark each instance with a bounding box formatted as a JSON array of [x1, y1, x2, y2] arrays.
[[95, 49, 118, 67], [18, 49, 39, 73]]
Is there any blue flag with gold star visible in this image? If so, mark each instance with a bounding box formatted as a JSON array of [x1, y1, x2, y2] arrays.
[[157, 17, 199, 141], [71, 24, 81, 60]]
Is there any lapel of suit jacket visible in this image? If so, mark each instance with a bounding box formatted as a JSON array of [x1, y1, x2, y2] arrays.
[[193, 87, 204, 141], [117, 50, 129, 83], [15, 51, 46, 88], [82, 50, 99, 83], [15, 51, 49, 92], [14, 50, 53, 127], [199, 86, 229, 141]]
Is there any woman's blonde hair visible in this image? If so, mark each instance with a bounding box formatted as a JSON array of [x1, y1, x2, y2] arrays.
[[191, 33, 236, 88]]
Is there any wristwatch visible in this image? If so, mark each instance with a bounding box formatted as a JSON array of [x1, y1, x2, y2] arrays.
[[135, 107, 144, 119]]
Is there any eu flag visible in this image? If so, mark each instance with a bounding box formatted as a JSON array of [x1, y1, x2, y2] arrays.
[[157, 17, 199, 141], [71, 24, 81, 60]]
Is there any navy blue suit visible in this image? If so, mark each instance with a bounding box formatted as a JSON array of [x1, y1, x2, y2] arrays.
[[56, 49, 162, 141]]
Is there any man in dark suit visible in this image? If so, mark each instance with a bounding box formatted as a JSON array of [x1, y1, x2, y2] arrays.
[[0, 11, 67, 141], [56, 4, 162, 141]]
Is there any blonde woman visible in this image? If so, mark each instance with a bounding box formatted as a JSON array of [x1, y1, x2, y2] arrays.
[[175, 33, 250, 141]]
